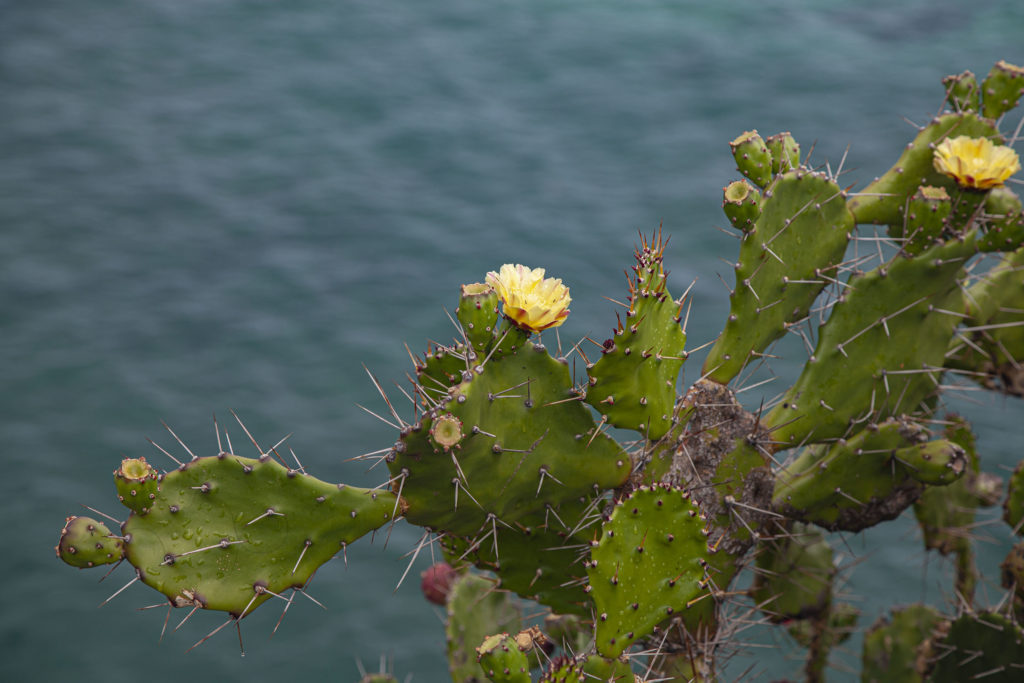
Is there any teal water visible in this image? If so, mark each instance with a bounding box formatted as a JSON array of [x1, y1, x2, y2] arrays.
[[3, 1, 1024, 680]]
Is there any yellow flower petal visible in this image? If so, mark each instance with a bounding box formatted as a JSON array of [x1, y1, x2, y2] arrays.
[[933, 136, 1020, 190], [485, 264, 571, 333]]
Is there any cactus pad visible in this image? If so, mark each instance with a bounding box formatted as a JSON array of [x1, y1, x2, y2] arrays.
[[929, 611, 1024, 682], [56, 516, 124, 568], [446, 572, 521, 683], [394, 336, 630, 537], [765, 239, 973, 447], [750, 523, 834, 622], [475, 632, 532, 683], [585, 232, 687, 439], [981, 60, 1024, 120], [773, 418, 966, 531], [703, 169, 854, 384], [860, 604, 944, 683], [122, 453, 397, 615], [587, 484, 712, 658]]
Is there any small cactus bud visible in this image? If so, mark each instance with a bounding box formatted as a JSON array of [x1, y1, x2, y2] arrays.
[[114, 457, 160, 515], [420, 562, 457, 605]]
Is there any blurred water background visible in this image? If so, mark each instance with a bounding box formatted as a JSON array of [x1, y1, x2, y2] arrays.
[[3, 1, 1024, 680]]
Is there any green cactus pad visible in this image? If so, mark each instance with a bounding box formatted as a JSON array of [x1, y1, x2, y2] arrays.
[[722, 180, 761, 233], [861, 604, 944, 683], [765, 238, 973, 447], [929, 611, 1024, 682], [122, 454, 396, 615], [458, 283, 501, 355], [586, 233, 687, 439], [114, 457, 161, 515], [394, 338, 629, 537], [946, 246, 1024, 397], [580, 654, 633, 682], [441, 496, 597, 616], [446, 573, 521, 683], [943, 70, 979, 112], [899, 186, 951, 256], [1005, 461, 1024, 535], [848, 112, 1000, 227], [978, 186, 1024, 252], [730, 130, 773, 188], [787, 602, 858, 648], [587, 484, 711, 658], [773, 418, 957, 531], [703, 170, 854, 384], [1001, 542, 1024, 622], [750, 523, 834, 622], [765, 131, 800, 175], [417, 342, 473, 395], [539, 658, 584, 683], [538, 654, 633, 683], [981, 60, 1024, 120], [896, 439, 966, 486], [476, 633, 531, 683], [912, 417, 991, 598], [56, 516, 124, 568]]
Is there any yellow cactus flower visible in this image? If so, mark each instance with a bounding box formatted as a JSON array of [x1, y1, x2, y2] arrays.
[[485, 264, 571, 333], [933, 135, 1020, 190]]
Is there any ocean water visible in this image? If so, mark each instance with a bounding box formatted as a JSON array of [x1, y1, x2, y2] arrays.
[[3, 1, 1023, 680]]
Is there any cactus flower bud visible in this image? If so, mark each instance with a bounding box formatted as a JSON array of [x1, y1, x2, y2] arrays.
[[420, 562, 457, 605]]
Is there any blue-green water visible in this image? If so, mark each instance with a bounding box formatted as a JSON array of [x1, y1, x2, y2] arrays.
[[3, 1, 1023, 680]]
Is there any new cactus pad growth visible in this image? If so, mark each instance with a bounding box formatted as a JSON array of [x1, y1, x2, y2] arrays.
[[54, 61, 1024, 681]]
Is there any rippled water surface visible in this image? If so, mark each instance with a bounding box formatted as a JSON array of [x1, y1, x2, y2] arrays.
[[3, 1, 1023, 680]]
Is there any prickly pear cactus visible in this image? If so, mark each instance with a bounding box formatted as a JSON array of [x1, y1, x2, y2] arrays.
[[53, 60, 1024, 682]]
